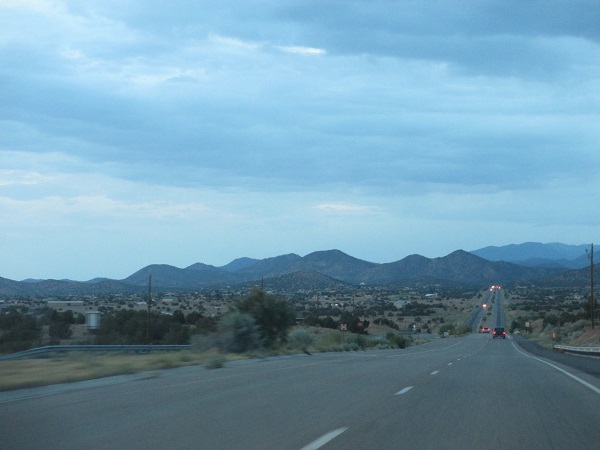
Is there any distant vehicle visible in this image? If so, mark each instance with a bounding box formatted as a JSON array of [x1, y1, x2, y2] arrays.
[[493, 327, 506, 339], [481, 327, 490, 333]]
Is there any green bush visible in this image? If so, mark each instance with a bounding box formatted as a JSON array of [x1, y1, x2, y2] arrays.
[[205, 353, 225, 369], [438, 324, 455, 336], [0, 312, 40, 353], [354, 334, 368, 349], [394, 335, 412, 349], [454, 325, 471, 335], [234, 289, 296, 347], [288, 329, 314, 353], [217, 311, 261, 353]]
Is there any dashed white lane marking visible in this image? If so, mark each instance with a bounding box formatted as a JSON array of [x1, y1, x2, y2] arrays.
[[395, 386, 414, 395], [431, 370, 440, 375], [301, 427, 348, 450]]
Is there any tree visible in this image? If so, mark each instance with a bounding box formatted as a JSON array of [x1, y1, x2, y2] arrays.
[[543, 314, 559, 327], [339, 311, 369, 334], [172, 310, 186, 324], [0, 312, 40, 352], [95, 310, 190, 345], [47, 310, 76, 342], [234, 289, 296, 347], [49, 320, 72, 341]]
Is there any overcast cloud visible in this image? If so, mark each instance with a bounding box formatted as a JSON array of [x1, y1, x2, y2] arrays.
[[1, 0, 599, 280]]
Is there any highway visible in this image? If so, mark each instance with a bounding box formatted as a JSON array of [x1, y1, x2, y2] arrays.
[[492, 287, 507, 329], [2, 336, 600, 449], [465, 287, 494, 331]]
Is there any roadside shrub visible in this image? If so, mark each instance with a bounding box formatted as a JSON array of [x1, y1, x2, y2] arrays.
[[370, 335, 391, 348], [217, 311, 261, 353], [191, 333, 218, 352], [288, 329, 314, 353], [354, 334, 368, 350], [389, 334, 412, 349], [438, 324, 455, 336], [234, 289, 296, 347], [543, 314, 559, 328], [314, 332, 343, 352], [510, 318, 527, 333], [454, 325, 471, 335], [205, 353, 225, 369]]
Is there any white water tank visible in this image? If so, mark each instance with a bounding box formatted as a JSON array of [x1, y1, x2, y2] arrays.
[[85, 311, 101, 330]]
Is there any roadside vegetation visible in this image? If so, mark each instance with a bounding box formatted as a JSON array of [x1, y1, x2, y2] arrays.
[[0, 288, 600, 390], [6, 284, 596, 391], [0, 325, 417, 391], [0, 288, 420, 391], [504, 287, 599, 348]]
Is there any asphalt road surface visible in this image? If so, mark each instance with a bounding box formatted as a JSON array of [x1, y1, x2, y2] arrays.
[[465, 288, 495, 331], [2, 333, 600, 450]]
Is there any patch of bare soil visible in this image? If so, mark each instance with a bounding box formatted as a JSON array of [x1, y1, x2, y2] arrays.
[[569, 327, 600, 346]]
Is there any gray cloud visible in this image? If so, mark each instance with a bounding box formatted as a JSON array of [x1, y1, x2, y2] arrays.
[[1, 0, 599, 279]]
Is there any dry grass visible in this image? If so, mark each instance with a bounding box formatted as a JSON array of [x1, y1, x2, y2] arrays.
[[0, 351, 210, 391], [0, 325, 426, 391]]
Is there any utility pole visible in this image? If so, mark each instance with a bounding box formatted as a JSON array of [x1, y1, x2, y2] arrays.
[[591, 244, 595, 329], [316, 293, 320, 316], [147, 273, 152, 344]]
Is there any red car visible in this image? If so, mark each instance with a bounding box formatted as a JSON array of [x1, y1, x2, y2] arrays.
[[481, 327, 490, 333]]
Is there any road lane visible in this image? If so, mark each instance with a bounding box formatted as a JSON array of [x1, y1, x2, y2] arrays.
[[0, 339, 484, 450], [465, 288, 494, 331], [331, 335, 600, 449], [1, 333, 599, 449]]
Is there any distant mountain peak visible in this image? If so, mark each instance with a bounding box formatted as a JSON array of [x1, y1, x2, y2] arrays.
[[220, 257, 260, 273], [471, 242, 589, 269], [1, 243, 594, 295]]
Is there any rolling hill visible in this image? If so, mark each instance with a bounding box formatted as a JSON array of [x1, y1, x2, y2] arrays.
[[0, 244, 596, 295]]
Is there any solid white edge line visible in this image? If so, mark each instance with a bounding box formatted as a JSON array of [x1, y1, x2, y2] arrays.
[[300, 427, 349, 450], [395, 386, 414, 395], [512, 342, 600, 395]]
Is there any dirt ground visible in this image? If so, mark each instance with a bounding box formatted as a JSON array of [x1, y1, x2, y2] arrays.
[[568, 327, 600, 346]]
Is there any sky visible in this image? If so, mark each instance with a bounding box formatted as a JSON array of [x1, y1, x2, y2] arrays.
[[1, 0, 599, 281]]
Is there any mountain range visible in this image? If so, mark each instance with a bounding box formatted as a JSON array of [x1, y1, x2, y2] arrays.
[[0, 243, 596, 296], [470, 242, 590, 269]]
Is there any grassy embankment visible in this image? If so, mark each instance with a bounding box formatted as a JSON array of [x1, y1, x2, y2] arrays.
[[0, 325, 422, 391]]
